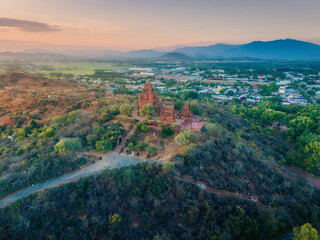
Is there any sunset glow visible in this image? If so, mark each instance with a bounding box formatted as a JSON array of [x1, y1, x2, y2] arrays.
[[1, 0, 320, 51]]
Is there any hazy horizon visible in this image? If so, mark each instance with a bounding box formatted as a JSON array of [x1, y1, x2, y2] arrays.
[[1, 0, 320, 52]]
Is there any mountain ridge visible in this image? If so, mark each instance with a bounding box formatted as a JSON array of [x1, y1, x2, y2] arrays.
[[5, 39, 320, 60], [176, 39, 320, 60]]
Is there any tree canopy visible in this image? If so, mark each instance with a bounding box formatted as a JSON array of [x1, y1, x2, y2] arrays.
[[140, 104, 157, 118]]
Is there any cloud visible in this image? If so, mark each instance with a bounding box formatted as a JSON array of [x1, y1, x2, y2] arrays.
[[0, 18, 61, 32]]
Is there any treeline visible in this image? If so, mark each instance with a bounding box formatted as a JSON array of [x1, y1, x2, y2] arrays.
[[231, 102, 320, 174], [91, 70, 127, 80], [0, 151, 319, 239]]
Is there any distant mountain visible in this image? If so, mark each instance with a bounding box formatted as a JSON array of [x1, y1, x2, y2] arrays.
[[125, 49, 164, 59], [0, 51, 71, 60], [153, 44, 188, 52], [176, 39, 320, 60], [176, 43, 239, 57], [5, 39, 320, 60], [160, 52, 191, 61], [225, 39, 320, 59]]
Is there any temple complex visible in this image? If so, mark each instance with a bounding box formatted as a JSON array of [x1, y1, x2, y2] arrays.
[[138, 81, 205, 127], [138, 80, 161, 115], [138, 80, 176, 122]]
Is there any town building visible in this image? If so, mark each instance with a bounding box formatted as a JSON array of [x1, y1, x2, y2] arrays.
[[289, 97, 308, 106], [278, 86, 286, 94]]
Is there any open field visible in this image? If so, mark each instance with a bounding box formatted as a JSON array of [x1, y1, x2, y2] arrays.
[[32, 61, 126, 75]]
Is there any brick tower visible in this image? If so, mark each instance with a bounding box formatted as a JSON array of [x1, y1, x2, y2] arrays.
[[182, 102, 192, 122], [160, 105, 176, 123], [138, 80, 161, 115]]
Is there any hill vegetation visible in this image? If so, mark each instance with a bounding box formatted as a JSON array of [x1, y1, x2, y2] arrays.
[[1, 94, 320, 239], [0, 135, 319, 239], [160, 52, 191, 61], [231, 101, 320, 175], [1, 72, 320, 239]]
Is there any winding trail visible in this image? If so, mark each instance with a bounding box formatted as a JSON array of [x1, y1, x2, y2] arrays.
[[0, 152, 155, 209]]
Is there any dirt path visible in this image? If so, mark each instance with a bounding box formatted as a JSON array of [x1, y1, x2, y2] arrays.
[[286, 166, 320, 190], [114, 125, 137, 153], [0, 152, 156, 209]]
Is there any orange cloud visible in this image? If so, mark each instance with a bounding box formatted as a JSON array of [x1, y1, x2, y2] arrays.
[[0, 18, 61, 32]]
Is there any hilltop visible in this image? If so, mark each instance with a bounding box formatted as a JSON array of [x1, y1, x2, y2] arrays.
[[0, 72, 74, 88], [160, 52, 191, 61], [0, 73, 102, 126], [0, 68, 320, 239], [0, 98, 319, 239]]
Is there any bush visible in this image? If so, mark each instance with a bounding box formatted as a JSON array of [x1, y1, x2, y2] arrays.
[[159, 126, 175, 138], [127, 143, 134, 152], [43, 127, 55, 138], [293, 223, 319, 240], [95, 140, 113, 152], [144, 136, 153, 144], [54, 138, 83, 153], [174, 130, 196, 147], [119, 103, 133, 115], [136, 142, 148, 151], [141, 125, 150, 132], [146, 146, 157, 156], [140, 104, 157, 118]]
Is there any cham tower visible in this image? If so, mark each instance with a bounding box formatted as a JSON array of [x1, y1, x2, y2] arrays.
[[138, 80, 161, 115], [160, 105, 176, 123], [182, 102, 192, 123]]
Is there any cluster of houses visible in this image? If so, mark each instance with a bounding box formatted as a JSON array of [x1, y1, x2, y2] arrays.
[[72, 66, 320, 107]]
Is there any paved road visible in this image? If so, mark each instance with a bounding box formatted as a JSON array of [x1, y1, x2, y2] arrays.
[[0, 152, 154, 208]]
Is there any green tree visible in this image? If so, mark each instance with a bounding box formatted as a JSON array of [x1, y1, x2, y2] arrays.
[[190, 100, 202, 115], [140, 104, 157, 118], [119, 103, 133, 115], [146, 146, 157, 156], [293, 223, 320, 240], [219, 89, 225, 95], [226, 90, 235, 96], [174, 100, 185, 111], [154, 235, 170, 240], [43, 127, 55, 138], [86, 134, 98, 146], [144, 136, 153, 144], [127, 142, 134, 151], [307, 90, 316, 96], [304, 141, 320, 173], [288, 116, 315, 140], [95, 140, 113, 152], [109, 213, 121, 226], [139, 124, 150, 132], [159, 126, 175, 138], [162, 162, 173, 173], [261, 109, 286, 125], [54, 138, 83, 153], [300, 84, 307, 90], [182, 91, 198, 100], [174, 130, 196, 146]]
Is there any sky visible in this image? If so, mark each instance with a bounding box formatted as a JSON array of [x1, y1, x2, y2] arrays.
[[1, 0, 320, 52]]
